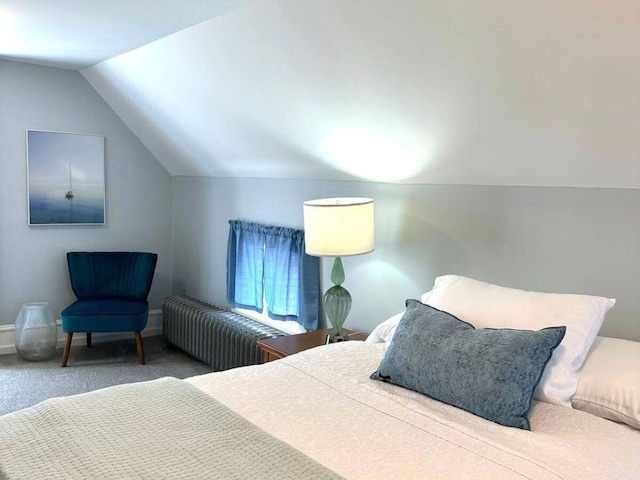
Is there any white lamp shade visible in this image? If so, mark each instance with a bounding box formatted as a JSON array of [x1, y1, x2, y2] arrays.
[[303, 197, 374, 257]]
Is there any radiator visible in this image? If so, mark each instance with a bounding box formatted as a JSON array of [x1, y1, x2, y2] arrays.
[[162, 295, 284, 371]]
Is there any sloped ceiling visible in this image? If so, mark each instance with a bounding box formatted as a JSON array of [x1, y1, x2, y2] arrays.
[[82, 0, 639, 187], [0, 0, 256, 69]]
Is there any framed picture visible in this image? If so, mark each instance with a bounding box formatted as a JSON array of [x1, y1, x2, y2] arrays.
[[27, 130, 106, 226]]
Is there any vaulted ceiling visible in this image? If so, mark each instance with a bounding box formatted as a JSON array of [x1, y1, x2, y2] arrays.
[[0, 0, 255, 69], [3, 0, 639, 187]]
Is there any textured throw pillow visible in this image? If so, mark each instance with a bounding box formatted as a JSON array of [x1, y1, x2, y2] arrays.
[[425, 275, 615, 406], [371, 300, 566, 430], [572, 336, 640, 430]]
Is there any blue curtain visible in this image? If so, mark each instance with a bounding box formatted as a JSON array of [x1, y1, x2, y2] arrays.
[[226, 221, 265, 313], [226, 220, 320, 331]]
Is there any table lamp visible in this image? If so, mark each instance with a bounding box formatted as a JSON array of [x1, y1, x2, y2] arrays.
[[303, 197, 374, 342]]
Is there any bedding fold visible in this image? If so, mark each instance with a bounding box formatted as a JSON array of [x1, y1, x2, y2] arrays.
[[0, 377, 342, 480]]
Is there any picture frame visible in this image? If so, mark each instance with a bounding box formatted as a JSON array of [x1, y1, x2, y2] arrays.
[[26, 130, 106, 226]]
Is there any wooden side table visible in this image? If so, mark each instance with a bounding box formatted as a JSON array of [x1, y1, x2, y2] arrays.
[[258, 328, 368, 363]]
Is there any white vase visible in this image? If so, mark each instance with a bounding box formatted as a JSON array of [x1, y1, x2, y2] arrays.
[[15, 302, 58, 361]]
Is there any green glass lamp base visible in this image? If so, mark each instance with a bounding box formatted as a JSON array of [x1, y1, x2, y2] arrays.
[[323, 257, 352, 339]]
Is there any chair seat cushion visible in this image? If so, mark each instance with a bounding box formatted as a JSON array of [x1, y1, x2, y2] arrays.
[[61, 299, 149, 333]]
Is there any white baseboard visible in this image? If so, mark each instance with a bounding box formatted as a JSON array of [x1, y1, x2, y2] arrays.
[[0, 309, 162, 356]]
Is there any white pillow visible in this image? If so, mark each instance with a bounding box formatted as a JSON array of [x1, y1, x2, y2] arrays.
[[366, 312, 404, 344], [425, 275, 615, 407], [367, 290, 433, 345], [572, 336, 640, 430]]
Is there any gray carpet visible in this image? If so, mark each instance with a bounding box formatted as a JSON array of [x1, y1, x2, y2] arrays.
[[0, 335, 213, 416]]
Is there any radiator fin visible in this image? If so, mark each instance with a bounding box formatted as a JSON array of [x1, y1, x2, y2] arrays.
[[162, 295, 284, 371]]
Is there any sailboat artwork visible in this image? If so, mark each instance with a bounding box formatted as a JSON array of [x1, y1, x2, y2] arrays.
[[27, 130, 105, 226], [65, 163, 74, 200]]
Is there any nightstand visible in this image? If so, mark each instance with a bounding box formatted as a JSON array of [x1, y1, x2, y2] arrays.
[[258, 328, 368, 363]]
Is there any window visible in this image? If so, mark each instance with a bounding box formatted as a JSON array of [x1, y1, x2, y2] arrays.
[[226, 220, 320, 331]]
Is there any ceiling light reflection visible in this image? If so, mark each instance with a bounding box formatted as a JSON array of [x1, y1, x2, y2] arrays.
[[325, 128, 430, 182]]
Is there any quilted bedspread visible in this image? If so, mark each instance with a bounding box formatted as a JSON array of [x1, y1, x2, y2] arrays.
[[189, 341, 640, 480], [0, 377, 343, 480], [2, 342, 639, 479]]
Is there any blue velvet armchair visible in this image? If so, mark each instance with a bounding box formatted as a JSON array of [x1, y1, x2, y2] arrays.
[[61, 252, 158, 367]]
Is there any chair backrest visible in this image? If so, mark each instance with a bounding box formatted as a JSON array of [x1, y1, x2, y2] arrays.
[[67, 252, 158, 300]]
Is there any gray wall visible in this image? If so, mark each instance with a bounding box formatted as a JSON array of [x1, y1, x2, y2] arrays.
[[6, 59, 636, 344], [0, 60, 173, 325], [172, 177, 640, 341]]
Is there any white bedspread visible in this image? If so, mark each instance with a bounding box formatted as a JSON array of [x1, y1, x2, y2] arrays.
[[188, 341, 640, 480]]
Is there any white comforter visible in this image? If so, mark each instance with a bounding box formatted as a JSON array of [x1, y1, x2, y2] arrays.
[[188, 341, 640, 480]]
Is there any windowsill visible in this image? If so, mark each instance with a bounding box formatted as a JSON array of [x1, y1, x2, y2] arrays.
[[232, 307, 307, 336]]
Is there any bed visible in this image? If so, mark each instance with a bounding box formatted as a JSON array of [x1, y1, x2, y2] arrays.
[[1, 275, 639, 479]]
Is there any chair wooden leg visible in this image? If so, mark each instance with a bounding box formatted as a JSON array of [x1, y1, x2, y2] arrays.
[[61, 333, 73, 367], [86, 332, 92, 348], [134, 332, 145, 365]]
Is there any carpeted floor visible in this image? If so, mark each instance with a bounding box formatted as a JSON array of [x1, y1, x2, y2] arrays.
[[0, 335, 213, 416]]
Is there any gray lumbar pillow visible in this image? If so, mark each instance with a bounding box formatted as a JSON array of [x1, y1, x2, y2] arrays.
[[371, 299, 566, 430]]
